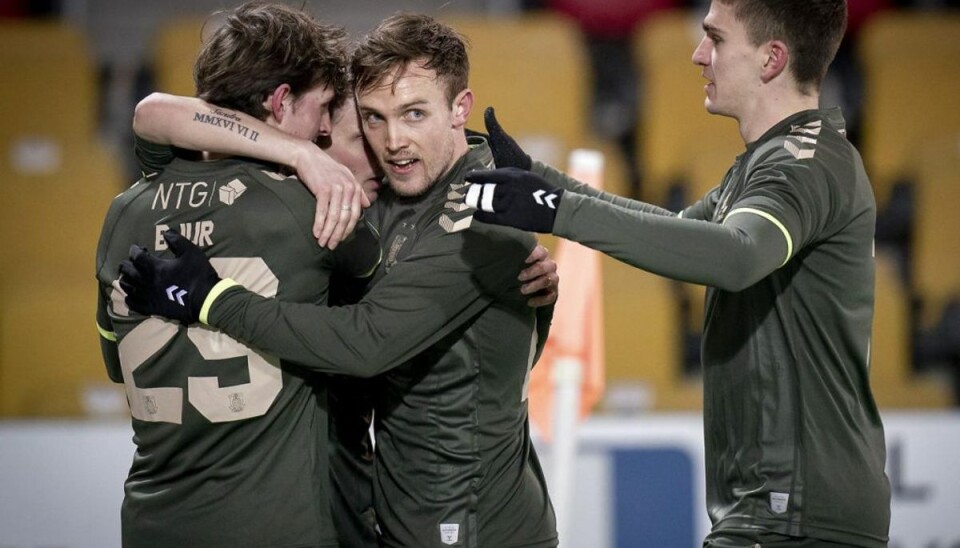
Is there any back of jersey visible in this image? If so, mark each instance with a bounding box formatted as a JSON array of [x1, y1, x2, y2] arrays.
[[96, 157, 338, 548]]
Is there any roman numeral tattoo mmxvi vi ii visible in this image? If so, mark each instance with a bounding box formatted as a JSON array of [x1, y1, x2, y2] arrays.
[[193, 108, 260, 142]]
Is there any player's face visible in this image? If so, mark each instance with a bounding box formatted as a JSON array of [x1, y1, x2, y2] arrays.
[[319, 97, 384, 203], [692, 1, 763, 121], [357, 61, 468, 197], [278, 84, 335, 143]]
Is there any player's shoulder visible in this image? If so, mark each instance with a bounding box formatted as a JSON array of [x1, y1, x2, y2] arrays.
[[431, 181, 534, 247], [752, 110, 851, 165], [101, 178, 154, 229]]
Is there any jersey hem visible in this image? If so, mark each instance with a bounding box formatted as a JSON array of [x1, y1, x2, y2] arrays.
[[714, 517, 888, 548]]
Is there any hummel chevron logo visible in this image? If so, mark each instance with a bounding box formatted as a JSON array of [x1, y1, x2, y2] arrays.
[[533, 189, 559, 209], [165, 285, 187, 306]]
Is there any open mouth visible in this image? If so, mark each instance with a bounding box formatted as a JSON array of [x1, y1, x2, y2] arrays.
[[387, 158, 419, 175]]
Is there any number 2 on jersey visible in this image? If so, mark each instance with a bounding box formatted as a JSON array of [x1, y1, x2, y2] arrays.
[[115, 257, 282, 424]]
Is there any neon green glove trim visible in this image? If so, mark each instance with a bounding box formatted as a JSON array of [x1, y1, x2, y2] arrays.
[[200, 278, 241, 325]]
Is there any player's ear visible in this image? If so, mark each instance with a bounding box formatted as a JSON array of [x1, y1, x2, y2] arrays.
[[451, 88, 473, 129], [760, 40, 789, 83], [264, 83, 293, 124]]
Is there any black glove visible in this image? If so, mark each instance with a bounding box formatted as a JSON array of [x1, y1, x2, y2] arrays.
[[484, 107, 532, 171], [464, 167, 564, 233], [119, 230, 221, 325]]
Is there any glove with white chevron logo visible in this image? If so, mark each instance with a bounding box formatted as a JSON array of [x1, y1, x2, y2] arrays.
[[464, 167, 564, 233], [119, 230, 221, 325], [483, 107, 532, 171]]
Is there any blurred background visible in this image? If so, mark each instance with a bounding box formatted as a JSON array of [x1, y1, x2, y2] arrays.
[[1, 0, 959, 546]]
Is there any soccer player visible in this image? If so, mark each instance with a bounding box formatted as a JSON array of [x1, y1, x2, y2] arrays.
[[132, 72, 559, 548], [463, 1, 891, 546], [95, 3, 379, 547], [120, 13, 559, 548]]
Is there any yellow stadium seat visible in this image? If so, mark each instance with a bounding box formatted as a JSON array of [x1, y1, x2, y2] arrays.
[[0, 142, 124, 417], [443, 13, 592, 168], [870, 250, 952, 408], [858, 12, 960, 207], [911, 134, 960, 328], [0, 280, 115, 417], [632, 9, 742, 207], [602, 256, 701, 411], [0, 20, 98, 146], [151, 17, 213, 96], [676, 146, 734, 335]]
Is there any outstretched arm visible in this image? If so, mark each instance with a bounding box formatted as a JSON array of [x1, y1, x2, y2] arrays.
[[120, 227, 535, 378], [133, 92, 367, 249], [464, 168, 787, 292]]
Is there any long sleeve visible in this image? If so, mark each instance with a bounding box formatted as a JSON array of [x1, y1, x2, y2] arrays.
[[553, 191, 789, 292], [207, 223, 532, 378], [96, 287, 123, 383], [533, 161, 676, 216]]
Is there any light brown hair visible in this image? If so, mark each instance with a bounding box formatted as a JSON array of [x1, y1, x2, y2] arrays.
[[351, 13, 469, 104]]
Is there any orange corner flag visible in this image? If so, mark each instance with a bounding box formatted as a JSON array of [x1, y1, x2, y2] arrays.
[[528, 150, 606, 440]]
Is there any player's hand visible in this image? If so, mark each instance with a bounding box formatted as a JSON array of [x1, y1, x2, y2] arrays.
[[119, 230, 221, 325], [291, 143, 370, 250], [519, 244, 559, 307], [484, 107, 531, 171], [464, 167, 564, 233]]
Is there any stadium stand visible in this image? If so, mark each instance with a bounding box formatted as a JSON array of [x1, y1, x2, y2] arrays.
[[858, 11, 960, 210], [443, 12, 592, 168], [631, 9, 743, 209], [0, 21, 123, 417]]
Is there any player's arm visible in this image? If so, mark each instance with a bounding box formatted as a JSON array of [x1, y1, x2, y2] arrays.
[[483, 106, 675, 216], [133, 93, 312, 170], [465, 167, 790, 291], [552, 193, 788, 291], [678, 185, 722, 221], [121, 228, 531, 378], [133, 92, 367, 248], [331, 215, 382, 279], [532, 161, 676, 216], [206, 228, 529, 377], [96, 288, 122, 383]]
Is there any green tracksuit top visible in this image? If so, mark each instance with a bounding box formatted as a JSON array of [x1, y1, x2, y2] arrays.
[[205, 139, 558, 547]]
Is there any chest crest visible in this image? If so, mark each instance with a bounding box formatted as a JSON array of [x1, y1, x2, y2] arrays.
[[385, 232, 409, 272]]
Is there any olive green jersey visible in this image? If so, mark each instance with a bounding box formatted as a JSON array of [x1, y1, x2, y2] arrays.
[[696, 109, 888, 546], [95, 151, 379, 548], [204, 139, 558, 547], [549, 108, 889, 546]]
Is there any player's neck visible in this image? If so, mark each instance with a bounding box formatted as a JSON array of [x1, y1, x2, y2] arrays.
[[738, 90, 820, 144]]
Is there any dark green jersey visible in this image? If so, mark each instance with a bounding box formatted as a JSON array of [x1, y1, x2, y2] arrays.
[[550, 109, 889, 546], [95, 152, 378, 548], [697, 109, 888, 545], [205, 140, 558, 547]]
